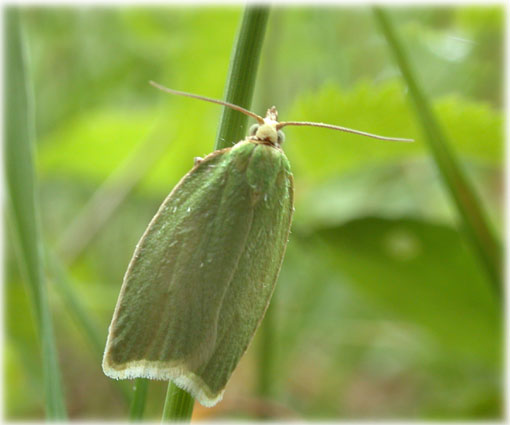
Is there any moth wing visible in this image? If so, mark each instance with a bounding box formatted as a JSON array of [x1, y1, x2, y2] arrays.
[[103, 141, 294, 407], [193, 146, 294, 405], [103, 143, 257, 380]]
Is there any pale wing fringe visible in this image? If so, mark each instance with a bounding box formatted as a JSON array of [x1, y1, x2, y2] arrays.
[[103, 357, 223, 407]]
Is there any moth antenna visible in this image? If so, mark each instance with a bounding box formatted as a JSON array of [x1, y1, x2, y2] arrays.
[[277, 121, 414, 143], [149, 81, 265, 124]]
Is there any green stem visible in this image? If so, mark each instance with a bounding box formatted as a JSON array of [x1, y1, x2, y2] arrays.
[[373, 7, 502, 296], [161, 5, 270, 421], [214, 6, 270, 150], [257, 301, 275, 405], [129, 378, 149, 421], [161, 383, 195, 422], [5, 8, 67, 419]]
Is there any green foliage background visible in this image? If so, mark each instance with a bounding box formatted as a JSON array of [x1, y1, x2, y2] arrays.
[[5, 5, 503, 420]]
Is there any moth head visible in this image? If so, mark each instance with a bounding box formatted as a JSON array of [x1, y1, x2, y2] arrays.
[[249, 107, 285, 146]]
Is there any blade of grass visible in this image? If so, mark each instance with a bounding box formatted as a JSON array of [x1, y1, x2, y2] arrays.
[[373, 7, 502, 296], [214, 6, 270, 150], [257, 302, 276, 404], [4, 8, 67, 419], [129, 378, 149, 421], [161, 5, 270, 420], [162, 382, 195, 421]]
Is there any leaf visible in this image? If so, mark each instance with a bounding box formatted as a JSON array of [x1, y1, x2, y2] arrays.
[[293, 158, 502, 234], [284, 82, 502, 183], [316, 217, 501, 363]]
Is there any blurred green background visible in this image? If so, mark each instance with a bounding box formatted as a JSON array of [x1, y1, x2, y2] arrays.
[[5, 5, 503, 420]]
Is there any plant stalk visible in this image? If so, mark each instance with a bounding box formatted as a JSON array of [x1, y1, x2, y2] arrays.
[[5, 7, 67, 419], [214, 6, 270, 150], [162, 383, 195, 422], [129, 378, 149, 421]]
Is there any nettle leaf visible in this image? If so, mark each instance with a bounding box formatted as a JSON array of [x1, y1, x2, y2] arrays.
[[293, 158, 502, 233], [316, 217, 501, 363], [284, 82, 502, 184]]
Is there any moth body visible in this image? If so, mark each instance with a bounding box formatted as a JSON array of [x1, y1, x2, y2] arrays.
[[103, 127, 294, 406]]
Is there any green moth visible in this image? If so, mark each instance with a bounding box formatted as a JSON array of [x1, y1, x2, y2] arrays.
[[102, 82, 412, 407]]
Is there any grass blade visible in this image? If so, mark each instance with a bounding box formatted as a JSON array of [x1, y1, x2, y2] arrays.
[[162, 382, 195, 421], [214, 6, 270, 150], [129, 378, 149, 421], [373, 7, 502, 296], [4, 7, 67, 419], [257, 302, 276, 405], [161, 5, 270, 420]]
